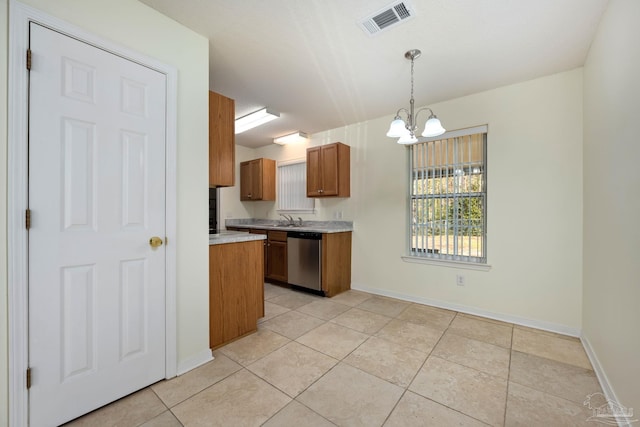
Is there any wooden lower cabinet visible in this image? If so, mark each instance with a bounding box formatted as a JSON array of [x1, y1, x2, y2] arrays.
[[249, 229, 268, 273], [266, 231, 287, 282], [221, 227, 352, 296], [209, 240, 264, 349], [322, 232, 352, 297]]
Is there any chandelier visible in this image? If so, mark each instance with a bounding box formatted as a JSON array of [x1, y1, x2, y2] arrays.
[[386, 49, 446, 144]]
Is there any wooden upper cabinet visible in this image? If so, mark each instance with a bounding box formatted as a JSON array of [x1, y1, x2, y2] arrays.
[[209, 91, 235, 187], [240, 158, 276, 201], [307, 142, 350, 197]]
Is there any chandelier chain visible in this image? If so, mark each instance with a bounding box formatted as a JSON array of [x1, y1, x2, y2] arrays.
[[410, 56, 415, 107]]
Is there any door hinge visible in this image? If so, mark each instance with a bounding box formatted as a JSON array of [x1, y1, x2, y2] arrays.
[[26, 368, 31, 389], [25, 209, 31, 230], [26, 49, 32, 70]]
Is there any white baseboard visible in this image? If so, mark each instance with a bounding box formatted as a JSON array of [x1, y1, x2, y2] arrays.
[[176, 348, 214, 376], [581, 334, 634, 427], [350, 282, 581, 337]]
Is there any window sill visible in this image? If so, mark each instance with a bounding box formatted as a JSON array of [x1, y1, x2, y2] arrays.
[[276, 209, 316, 214], [401, 256, 492, 271]]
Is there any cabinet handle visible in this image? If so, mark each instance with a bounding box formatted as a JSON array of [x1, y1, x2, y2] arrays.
[[248, 194, 252, 198]]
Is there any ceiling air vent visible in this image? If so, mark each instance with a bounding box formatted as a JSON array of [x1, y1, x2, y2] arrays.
[[358, 1, 415, 36]]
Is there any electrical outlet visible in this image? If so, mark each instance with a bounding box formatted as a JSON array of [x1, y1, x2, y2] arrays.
[[334, 211, 343, 219], [456, 274, 465, 286]]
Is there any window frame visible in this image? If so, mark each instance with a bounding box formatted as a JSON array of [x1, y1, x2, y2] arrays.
[[402, 125, 491, 271]]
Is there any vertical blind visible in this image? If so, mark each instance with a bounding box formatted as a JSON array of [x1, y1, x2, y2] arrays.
[[409, 127, 487, 263], [277, 161, 315, 212]]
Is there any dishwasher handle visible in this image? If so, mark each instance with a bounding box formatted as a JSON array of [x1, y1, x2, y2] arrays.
[[287, 231, 322, 240]]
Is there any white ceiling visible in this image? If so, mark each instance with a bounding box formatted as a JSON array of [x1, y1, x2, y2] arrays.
[[140, 0, 609, 148]]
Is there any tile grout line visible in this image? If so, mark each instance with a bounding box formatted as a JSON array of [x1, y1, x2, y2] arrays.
[[378, 312, 451, 425], [503, 324, 515, 427], [393, 311, 497, 426]]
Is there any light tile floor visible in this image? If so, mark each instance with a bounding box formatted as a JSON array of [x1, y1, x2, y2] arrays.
[[66, 284, 603, 427]]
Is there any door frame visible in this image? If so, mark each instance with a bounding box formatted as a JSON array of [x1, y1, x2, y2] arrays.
[[8, 2, 178, 425]]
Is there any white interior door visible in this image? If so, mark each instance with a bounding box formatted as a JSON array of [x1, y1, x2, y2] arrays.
[[28, 23, 167, 426]]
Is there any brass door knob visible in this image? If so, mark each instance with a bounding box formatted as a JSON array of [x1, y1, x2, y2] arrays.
[[149, 236, 163, 248]]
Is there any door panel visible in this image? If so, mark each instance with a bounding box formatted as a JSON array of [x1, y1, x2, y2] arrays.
[[62, 118, 97, 231], [306, 146, 322, 196], [28, 23, 167, 426], [320, 144, 339, 196], [251, 159, 263, 200], [61, 264, 96, 380], [120, 258, 148, 360]]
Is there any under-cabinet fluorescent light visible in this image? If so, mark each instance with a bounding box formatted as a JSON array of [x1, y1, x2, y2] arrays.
[[273, 131, 309, 145], [235, 107, 280, 134]]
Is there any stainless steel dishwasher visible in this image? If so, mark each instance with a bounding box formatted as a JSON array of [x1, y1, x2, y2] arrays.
[[287, 231, 322, 292]]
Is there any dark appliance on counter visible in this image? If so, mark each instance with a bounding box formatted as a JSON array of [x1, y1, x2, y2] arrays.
[[209, 188, 217, 233], [287, 231, 322, 294]]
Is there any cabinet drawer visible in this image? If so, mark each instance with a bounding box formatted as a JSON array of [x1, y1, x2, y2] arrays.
[[268, 230, 288, 242]]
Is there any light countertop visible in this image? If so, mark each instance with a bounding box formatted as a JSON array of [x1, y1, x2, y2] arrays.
[[225, 219, 353, 234], [209, 231, 266, 245]]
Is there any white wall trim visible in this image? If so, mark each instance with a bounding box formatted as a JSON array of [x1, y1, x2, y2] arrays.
[[351, 282, 581, 337], [8, 2, 178, 425], [176, 349, 214, 376], [401, 256, 492, 271], [8, 4, 31, 426], [581, 334, 634, 427]]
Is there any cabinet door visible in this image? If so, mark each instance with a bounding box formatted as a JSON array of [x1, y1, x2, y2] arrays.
[[306, 146, 322, 196], [209, 241, 262, 349], [321, 232, 352, 297], [209, 91, 235, 187], [266, 240, 287, 282], [239, 161, 252, 200], [250, 159, 263, 200], [320, 144, 339, 196], [239, 158, 275, 201]]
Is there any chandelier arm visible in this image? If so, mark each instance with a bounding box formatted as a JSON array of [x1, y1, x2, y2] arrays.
[[394, 108, 410, 119], [414, 107, 435, 123]]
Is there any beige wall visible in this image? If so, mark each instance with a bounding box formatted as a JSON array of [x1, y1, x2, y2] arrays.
[[225, 69, 585, 333], [583, 0, 640, 414], [1, 1, 210, 422]]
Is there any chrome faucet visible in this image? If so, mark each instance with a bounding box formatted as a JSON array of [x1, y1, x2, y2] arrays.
[[279, 213, 294, 225], [297, 217, 304, 227]]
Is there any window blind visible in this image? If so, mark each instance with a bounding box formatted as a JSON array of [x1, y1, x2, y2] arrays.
[[277, 161, 314, 212], [409, 127, 487, 263]]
